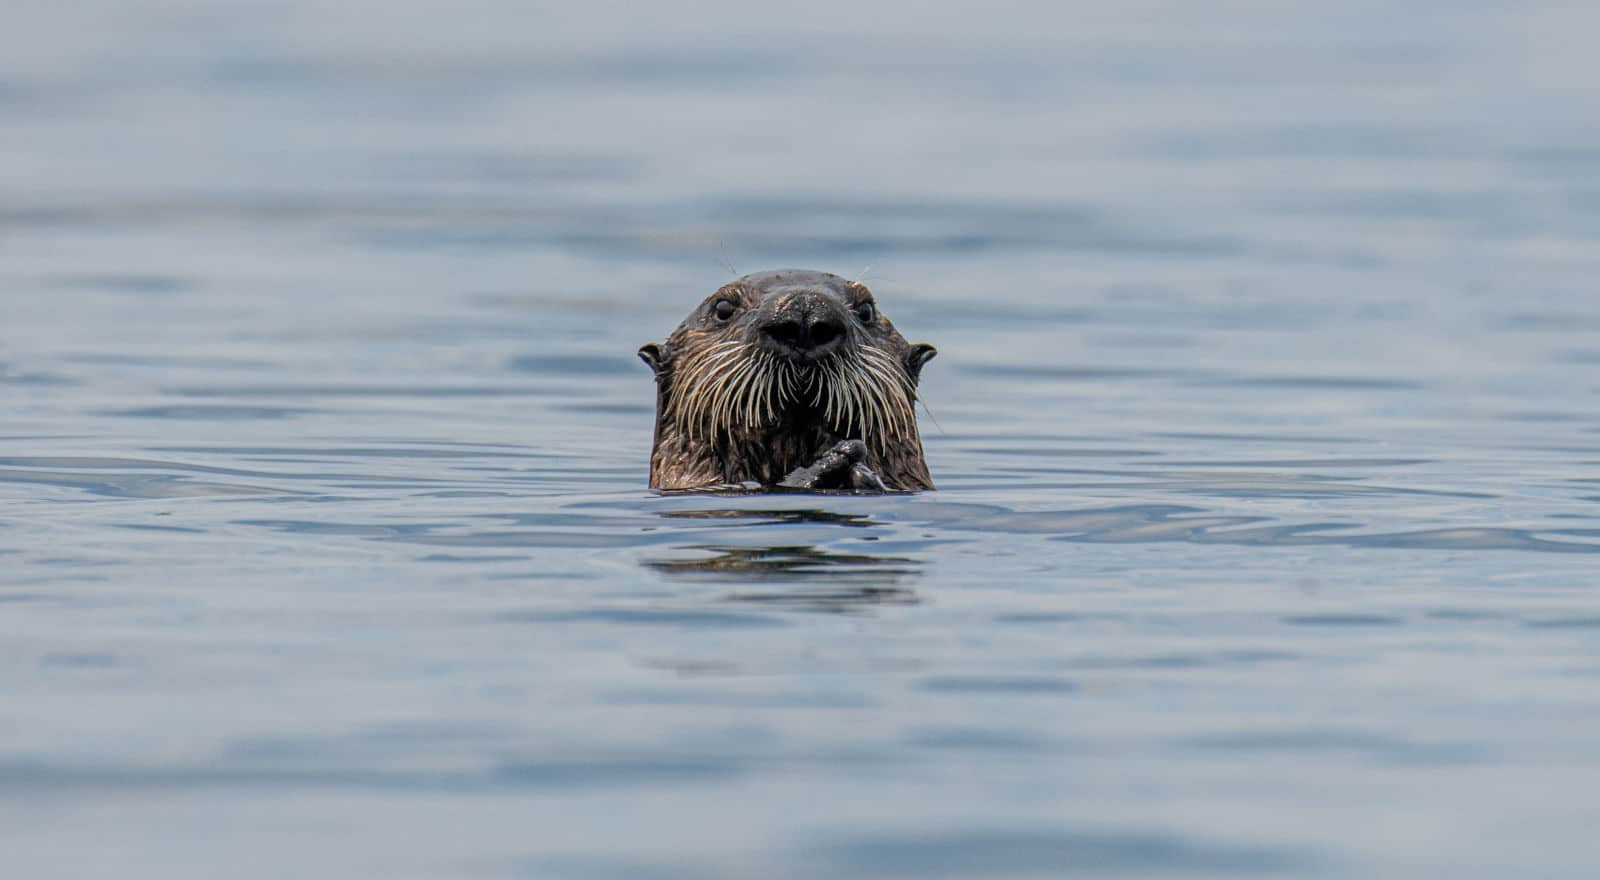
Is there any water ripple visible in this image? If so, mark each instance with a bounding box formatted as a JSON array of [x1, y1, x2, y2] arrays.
[[806, 828, 1311, 877]]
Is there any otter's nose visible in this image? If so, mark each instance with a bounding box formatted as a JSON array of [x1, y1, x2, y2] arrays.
[[760, 293, 847, 354]]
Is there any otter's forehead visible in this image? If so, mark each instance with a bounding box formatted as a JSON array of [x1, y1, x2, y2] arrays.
[[734, 269, 861, 300]]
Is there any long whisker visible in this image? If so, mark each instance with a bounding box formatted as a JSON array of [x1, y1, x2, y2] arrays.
[[666, 333, 921, 461]]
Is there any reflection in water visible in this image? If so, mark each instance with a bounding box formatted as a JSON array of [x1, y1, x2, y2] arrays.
[[646, 543, 916, 580], [656, 507, 884, 528], [646, 541, 921, 611]]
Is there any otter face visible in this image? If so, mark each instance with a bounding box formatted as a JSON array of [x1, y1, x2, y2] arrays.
[[639, 269, 937, 491]]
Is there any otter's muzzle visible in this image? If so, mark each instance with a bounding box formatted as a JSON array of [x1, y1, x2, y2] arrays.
[[759, 291, 848, 358]]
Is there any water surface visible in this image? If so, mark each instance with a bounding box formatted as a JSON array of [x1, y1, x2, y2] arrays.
[[4, 2, 1600, 878]]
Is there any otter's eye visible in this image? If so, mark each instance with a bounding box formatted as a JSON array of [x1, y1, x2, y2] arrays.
[[713, 299, 738, 322], [853, 302, 876, 324]]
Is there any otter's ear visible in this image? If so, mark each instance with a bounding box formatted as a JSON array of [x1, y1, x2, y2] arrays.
[[905, 343, 938, 381], [638, 343, 669, 375]]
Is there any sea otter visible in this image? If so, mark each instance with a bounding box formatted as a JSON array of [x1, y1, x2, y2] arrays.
[[639, 269, 937, 491]]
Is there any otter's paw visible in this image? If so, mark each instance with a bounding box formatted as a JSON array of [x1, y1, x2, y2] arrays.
[[847, 462, 889, 492], [778, 440, 871, 491]]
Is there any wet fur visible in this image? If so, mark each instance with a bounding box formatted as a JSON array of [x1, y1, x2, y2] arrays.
[[640, 270, 936, 491]]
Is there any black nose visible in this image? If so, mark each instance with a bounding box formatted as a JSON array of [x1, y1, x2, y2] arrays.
[[762, 317, 844, 351], [760, 294, 847, 353]]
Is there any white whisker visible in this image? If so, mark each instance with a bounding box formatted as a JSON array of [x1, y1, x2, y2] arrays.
[[666, 332, 920, 462]]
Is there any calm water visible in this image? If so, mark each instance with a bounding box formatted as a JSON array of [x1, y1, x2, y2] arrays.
[[4, 2, 1600, 877]]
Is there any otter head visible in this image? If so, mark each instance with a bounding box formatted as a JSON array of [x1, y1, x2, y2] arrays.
[[639, 269, 937, 491]]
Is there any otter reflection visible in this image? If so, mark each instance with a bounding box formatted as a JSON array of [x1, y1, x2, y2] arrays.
[[644, 543, 921, 612], [656, 507, 884, 528]]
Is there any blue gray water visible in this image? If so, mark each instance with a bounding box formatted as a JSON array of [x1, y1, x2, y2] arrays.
[[4, 1, 1600, 877]]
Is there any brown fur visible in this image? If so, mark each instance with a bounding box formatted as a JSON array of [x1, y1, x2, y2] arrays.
[[639, 270, 937, 491]]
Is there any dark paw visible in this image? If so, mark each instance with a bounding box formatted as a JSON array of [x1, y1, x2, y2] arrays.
[[779, 440, 876, 491], [847, 462, 888, 492]]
